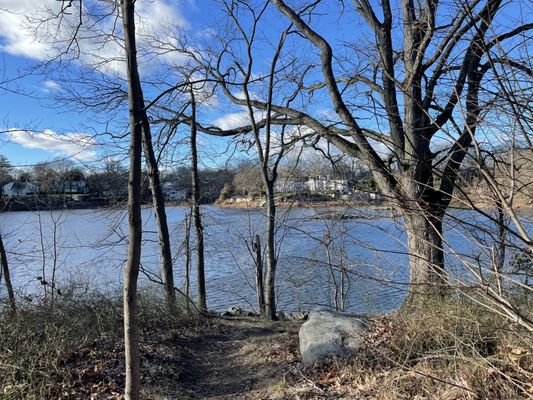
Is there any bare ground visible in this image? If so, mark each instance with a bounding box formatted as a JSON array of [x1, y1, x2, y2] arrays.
[[173, 318, 301, 400]]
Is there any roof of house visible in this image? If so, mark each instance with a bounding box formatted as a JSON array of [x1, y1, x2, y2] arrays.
[[3, 181, 38, 193]]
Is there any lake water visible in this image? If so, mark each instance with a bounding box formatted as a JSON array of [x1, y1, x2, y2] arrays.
[[0, 206, 529, 314]]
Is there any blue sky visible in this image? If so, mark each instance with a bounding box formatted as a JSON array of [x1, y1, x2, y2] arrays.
[[0, 0, 357, 169], [0, 0, 529, 170], [0, 0, 222, 168], [0, 0, 331, 170]]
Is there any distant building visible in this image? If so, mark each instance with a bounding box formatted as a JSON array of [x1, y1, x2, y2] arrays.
[[274, 179, 308, 193], [307, 176, 349, 193], [349, 190, 382, 201], [162, 183, 187, 201], [2, 181, 39, 197], [275, 176, 349, 194]]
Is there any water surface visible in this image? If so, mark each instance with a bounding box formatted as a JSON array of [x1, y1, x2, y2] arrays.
[[1, 205, 529, 313]]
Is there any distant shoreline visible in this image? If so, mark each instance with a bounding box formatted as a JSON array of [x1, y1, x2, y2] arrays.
[[2, 196, 531, 213], [215, 198, 390, 210], [0, 197, 195, 212], [0, 197, 116, 212]]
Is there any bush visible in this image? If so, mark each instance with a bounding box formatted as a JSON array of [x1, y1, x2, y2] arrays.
[[0, 285, 190, 399], [295, 296, 532, 399]]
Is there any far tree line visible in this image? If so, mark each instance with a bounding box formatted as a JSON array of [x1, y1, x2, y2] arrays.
[[0, 155, 386, 204], [1, 144, 526, 205]]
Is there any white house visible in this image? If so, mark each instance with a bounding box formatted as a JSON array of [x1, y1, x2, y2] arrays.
[[162, 183, 187, 201], [274, 179, 308, 193], [275, 176, 349, 194], [2, 181, 39, 197], [307, 176, 349, 193]]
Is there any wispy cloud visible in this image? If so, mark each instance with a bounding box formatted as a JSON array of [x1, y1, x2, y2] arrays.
[[41, 80, 61, 92], [8, 129, 97, 161], [212, 112, 252, 130], [212, 109, 266, 131]]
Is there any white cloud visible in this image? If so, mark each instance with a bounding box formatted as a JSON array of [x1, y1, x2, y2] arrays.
[[233, 90, 257, 101], [368, 138, 392, 158], [8, 129, 97, 161], [212, 111, 251, 130], [136, 0, 189, 35], [42, 80, 60, 92], [0, 0, 56, 59], [212, 109, 267, 131], [0, 0, 192, 75]]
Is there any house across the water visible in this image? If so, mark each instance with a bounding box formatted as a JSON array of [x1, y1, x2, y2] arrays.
[[2, 181, 39, 197], [162, 183, 187, 201]]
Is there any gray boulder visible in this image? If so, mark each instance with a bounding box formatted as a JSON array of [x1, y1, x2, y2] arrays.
[[299, 307, 367, 365]]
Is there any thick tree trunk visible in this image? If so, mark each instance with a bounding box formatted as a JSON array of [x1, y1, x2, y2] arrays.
[[122, 1, 143, 398], [403, 210, 448, 306], [190, 90, 207, 312], [141, 117, 176, 313], [0, 233, 16, 312], [264, 182, 277, 320]]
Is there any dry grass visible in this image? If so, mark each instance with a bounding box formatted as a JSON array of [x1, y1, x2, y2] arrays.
[[282, 298, 533, 399], [0, 286, 190, 400], [1, 292, 531, 399]]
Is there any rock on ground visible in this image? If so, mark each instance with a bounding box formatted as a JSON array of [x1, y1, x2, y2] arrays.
[[299, 307, 367, 365]]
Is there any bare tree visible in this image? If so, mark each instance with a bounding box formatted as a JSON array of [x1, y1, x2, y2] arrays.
[[0, 155, 13, 193], [122, 0, 144, 397], [24, 0, 177, 313], [196, 2, 309, 318], [141, 75, 176, 315], [189, 87, 207, 312], [183, 0, 533, 309]]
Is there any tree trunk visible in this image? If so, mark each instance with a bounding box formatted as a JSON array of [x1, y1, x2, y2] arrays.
[[403, 210, 448, 306], [122, 1, 143, 398], [495, 199, 507, 276], [184, 213, 191, 314], [141, 117, 176, 313], [253, 234, 265, 315], [264, 182, 277, 319], [0, 233, 16, 312], [190, 89, 207, 313]]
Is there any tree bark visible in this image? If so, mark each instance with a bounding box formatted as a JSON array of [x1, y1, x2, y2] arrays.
[[402, 210, 448, 306], [122, 1, 143, 398], [0, 233, 16, 312], [190, 89, 207, 313], [184, 213, 191, 314], [264, 181, 277, 319], [253, 234, 265, 315], [140, 117, 176, 313]]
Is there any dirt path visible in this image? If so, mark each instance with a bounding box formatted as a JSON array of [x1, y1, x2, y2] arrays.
[[176, 318, 301, 399]]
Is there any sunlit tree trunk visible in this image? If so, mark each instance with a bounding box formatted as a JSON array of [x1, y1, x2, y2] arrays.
[[122, 1, 143, 398], [190, 88, 207, 312], [263, 180, 277, 319], [253, 234, 265, 315], [140, 117, 176, 313], [402, 210, 447, 306]]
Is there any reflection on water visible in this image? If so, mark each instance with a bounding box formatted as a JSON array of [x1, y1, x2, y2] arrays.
[[1, 206, 528, 313]]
